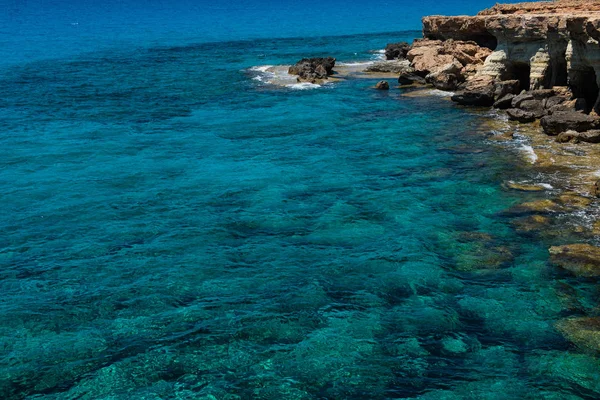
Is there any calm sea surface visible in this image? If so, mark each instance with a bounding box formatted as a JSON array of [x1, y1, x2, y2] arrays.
[[1, 0, 599, 399]]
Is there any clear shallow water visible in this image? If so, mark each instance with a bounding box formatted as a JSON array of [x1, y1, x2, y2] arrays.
[[2, 2, 600, 399]]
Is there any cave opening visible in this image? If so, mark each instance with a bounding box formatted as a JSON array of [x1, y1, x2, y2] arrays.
[[472, 33, 498, 51], [512, 62, 531, 91], [550, 58, 568, 87], [570, 67, 599, 113]]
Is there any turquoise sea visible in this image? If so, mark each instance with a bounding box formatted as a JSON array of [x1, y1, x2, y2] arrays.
[[2, 0, 600, 399]]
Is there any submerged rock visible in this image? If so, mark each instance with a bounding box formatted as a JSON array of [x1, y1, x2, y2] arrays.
[[375, 81, 390, 90], [556, 317, 600, 352], [505, 181, 549, 192], [288, 57, 336, 83], [512, 215, 551, 233], [541, 112, 600, 135], [549, 243, 600, 277], [557, 192, 592, 209], [502, 199, 562, 216]]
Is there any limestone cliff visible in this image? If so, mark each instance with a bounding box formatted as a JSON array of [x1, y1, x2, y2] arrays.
[[422, 0, 600, 113]]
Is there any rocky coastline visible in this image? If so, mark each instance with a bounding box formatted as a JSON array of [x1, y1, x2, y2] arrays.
[[410, 0, 600, 355], [286, 0, 600, 355]]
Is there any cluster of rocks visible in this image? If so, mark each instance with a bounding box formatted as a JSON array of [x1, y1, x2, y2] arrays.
[[288, 57, 336, 83]]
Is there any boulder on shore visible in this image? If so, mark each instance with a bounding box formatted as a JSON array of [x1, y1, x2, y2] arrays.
[[507, 108, 536, 123], [288, 57, 336, 83], [451, 91, 495, 107], [540, 112, 600, 135], [493, 94, 515, 109]]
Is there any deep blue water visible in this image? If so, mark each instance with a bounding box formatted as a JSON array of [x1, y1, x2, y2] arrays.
[[2, 1, 600, 399]]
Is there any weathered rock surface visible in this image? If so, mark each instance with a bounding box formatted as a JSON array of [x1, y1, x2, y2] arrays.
[[384, 42, 411, 60], [493, 94, 515, 109], [288, 57, 336, 83], [549, 243, 600, 277], [507, 108, 536, 123], [406, 39, 492, 90], [375, 81, 390, 90], [541, 112, 600, 135]]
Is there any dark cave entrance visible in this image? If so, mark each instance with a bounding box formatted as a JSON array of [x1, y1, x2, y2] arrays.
[[511, 62, 531, 92], [549, 58, 568, 87], [472, 33, 498, 51], [570, 67, 599, 113]]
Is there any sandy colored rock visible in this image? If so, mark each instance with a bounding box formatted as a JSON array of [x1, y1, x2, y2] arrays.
[[503, 199, 562, 216], [505, 181, 549, 192], [549, 243, 600, 277], [557, 192, 592, 208], [512, 215, 551, 233]]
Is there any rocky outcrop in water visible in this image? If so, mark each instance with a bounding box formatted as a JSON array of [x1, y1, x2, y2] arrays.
[[384, 42, 411, 60], [288, 57, 336, 83], [375, 80, 390, 90]]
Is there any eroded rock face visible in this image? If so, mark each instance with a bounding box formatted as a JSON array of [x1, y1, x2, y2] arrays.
[[407, 39, 492, 90], [422, 6, 600, 110], [288, 57, 336, 83], [549, 243, 600, 277]]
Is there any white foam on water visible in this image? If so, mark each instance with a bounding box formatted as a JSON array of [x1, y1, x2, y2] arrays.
[[249, 65, 274, 73], [592, 169, 600, 177], [427, 89, 455, 97], [520, 145, 538, 163], [286, 82, 322, 90], [374, 49, 386, 60], [337, 61, 375, 67], [539, 183, 554, 189]]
